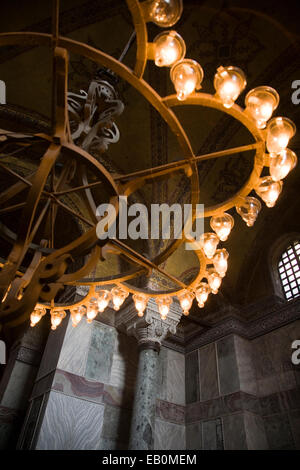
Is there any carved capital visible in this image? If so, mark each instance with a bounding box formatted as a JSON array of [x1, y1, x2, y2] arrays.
[[115, 298, 183, 348]]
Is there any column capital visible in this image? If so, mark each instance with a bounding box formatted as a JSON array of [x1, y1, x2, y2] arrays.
[[115, 298, 183, 348]]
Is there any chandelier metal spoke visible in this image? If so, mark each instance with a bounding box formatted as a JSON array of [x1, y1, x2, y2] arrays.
[[114, 142, 261, 183]]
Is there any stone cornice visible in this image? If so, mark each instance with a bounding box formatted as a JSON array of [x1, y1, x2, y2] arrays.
[[170, 297, 300, 353]]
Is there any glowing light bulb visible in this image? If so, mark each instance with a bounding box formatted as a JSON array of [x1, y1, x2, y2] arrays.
[[195, 282, 210, 308], [207, 270, 222, 294], [269, 149, 297, 181], [199, 232, 219, 259], [236, 197, 261, 227], [50, 310, 66, 330], [255, 176, 283, 208], [170, 59, 204, 101], [71, 306, 85, 327], [210, 213, 234, 241], [86, 299, 98, 323], [154, 31, 185, 67], [266, 117, 296, 155], [133, 294, 148, 317], [149, 0, 183, 27], [213, 249, 229, 278], [111, 286, 129, 311], [30, 307, 46, 327], [177, 290, 194, 316], [245, 86, 279, 129], [214, 66, 246, 108], [97, 290, 111, 313], [156, 296, 172, 320]]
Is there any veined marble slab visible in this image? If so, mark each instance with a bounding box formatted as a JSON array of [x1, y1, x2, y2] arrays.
[[57, 318, 92, 377], [85, 322, 116, 383], [35, 390, 104, 450], [154, 418, 185, 450]]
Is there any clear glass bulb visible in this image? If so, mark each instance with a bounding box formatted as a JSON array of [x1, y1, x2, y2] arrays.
[[170, 59, 204, 101], [177, 290, 194, 316], [214, 66, 246, 108], [210, 213, 234, 241], [195, 282, 210, 308], [154, 30, 185, 67], [269, 149, 297, 181], [51, 310, 66, 330], [236, 197, 261, 227], [266, 117, 296, 155], [111, 286, 129, 311], [149, 0, 183, 27], [156, 296, 172, 320], [86, 299, 98, 323], [97, 290, 111, 313], [199, 232, 219, 259], [255, 176, 283, 208], [207, 270, 222, 294], [245, 86, 279, 129], [133, 294, 148, 317], [30, 307, 46, 327], [213, 249, 229, 278]]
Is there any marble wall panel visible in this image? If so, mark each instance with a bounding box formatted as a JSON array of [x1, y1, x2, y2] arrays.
[[244, 411, 268, 450], [156, 400, 185, 425], [157, 347, 168, 402], [252, 321, 300, 397], [217, 336, 240, 396], [263, 412, 295, 449], [100, 404, 132, 449], [186, 422, 202, 450], [0, 406, 22, 450], [185, 350, 199, 405], [234, 336, 257, 396], [154, 418, 185, 450], [103, 383, 134, 409], [289, 410, 300, 449], [53, 369, 104, 403], [158, 347, 185, 405], [109, 333, 138, 391], [202, 418, 223, 450], [17, 395, 44, 449], [1, 362, 37, 411], [166, 349, 185, 405], [57, 318, 92, 378], [222, 413, 247, 450], [199, 343, 219, 401], [35, 391, 104, 450], [85, 322, 116, 383], [36, 320, 67, 380]]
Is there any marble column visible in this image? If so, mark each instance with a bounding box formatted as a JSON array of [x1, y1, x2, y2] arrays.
[[116, 298, 182, 450]]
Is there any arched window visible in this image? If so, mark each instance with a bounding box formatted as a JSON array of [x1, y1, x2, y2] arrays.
[[278, 240, 300, 300]]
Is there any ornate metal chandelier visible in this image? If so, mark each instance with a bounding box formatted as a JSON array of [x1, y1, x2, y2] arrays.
[[0, 0, 297, 332]]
